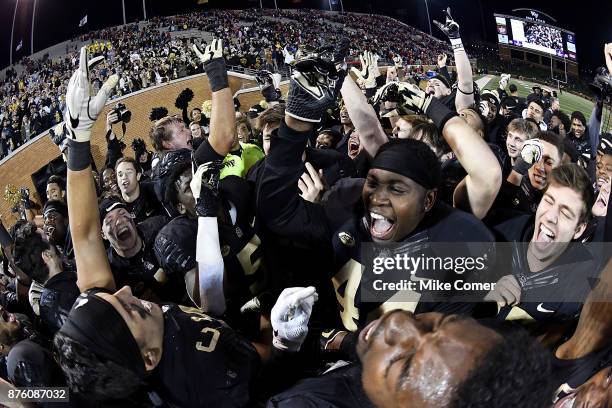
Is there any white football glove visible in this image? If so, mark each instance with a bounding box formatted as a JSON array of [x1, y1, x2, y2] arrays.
[[190, 158, 223, 218], [393, 55, 403, 68], [521, 138, 543, 164], [271, 286, 318, 352], [64, 47, 118, 142], [499, 74, 511, 90], [373, 82, 433, 115], [28, 281, 44, 316], [193, 39, 223, 64]]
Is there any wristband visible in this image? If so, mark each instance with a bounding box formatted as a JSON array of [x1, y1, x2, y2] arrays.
[[66, 139, 92, 171], [513, 157, 531, 176], [451, 38, 464, 51], [457, 86, 474, 95], [425, 97, 458, 131], [204, 58, 229, 92]]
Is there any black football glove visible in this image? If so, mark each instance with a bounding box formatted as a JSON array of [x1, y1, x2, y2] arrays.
[[286, 55, 341, 123], [190, 156, 223, 218], [433, 7, 461, 40]]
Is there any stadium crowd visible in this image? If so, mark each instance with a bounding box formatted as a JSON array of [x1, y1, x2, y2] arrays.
[[1, 6, 612, 408], [525, 23, 563, 53], [0, 8, 450, 160]]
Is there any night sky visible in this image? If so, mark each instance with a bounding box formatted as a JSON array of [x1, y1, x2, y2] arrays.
[[0, 0, 610, 75]]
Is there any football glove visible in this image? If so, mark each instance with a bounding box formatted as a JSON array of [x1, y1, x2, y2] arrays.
[[190, 156, 223, 218], [433, 7, 461, 40], [393, 55, 403, 69], [372, 82, 433, 115], [286, 56, 339, 123], [271, 286, 318, 352], [194, 39, 228, 92], [28, 281, 44, 316], [513, 139, 543, 175], [64, 47, 118, 142], [499, 74, 511, 90]]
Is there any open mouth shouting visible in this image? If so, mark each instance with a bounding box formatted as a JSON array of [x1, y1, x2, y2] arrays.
[[369, 211, 396, 241], [531, 170, 547, 188], [534, 222, 556, 251], [114, 223, 133, 243]]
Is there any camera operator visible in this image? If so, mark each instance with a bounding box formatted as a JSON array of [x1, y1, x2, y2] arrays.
[[105, 110, 125, 170], [115, 157, 166, 224]]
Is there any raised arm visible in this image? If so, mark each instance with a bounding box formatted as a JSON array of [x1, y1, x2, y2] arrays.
[[340, 74, 387, 159], [373, 82, 501, 219], [190, 156, 226, 315], [588, 99, 603, 156], [446, 115, 502, 218], [433, 8, 474, 111], [256, 55, 338, 244], [63, 47, 118, 292], [193, 39, 235, 158], [605, 43, 612, 75]]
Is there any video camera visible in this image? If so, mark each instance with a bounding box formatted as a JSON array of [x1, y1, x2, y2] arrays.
[[110, 102, 132, 124]]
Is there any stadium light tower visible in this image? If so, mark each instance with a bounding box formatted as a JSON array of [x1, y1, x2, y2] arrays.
[[31, 0, 37, 55], [142, 0, 147, 20], [10, 0, 20, 66], [424, 0, 432, 36]]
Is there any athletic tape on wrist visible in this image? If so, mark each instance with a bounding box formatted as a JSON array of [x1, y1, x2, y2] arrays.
[[66, 139, 91, 171], [424, 97, 458, 131], [451, 38, 464, 51]]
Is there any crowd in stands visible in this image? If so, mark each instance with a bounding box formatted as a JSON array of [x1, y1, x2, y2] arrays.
[[0, 8, 450, 160], [1, 6, 612, 408]]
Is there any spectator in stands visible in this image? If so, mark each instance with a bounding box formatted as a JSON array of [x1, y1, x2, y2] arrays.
[[46, 175, 65, 203]]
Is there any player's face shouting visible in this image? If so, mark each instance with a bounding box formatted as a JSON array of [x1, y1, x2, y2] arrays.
[[363, 168, 435, 243], [357, 311, 501, 408], [531, 182, 587, 262]]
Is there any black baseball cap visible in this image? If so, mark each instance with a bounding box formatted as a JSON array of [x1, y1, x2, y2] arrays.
[[99, 197, 127, 223]]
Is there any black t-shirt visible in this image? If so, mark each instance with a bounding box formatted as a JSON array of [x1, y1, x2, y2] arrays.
[[439, 90, 457, 112], [267, 363, 374, 408], [332, 202, 495, 332], [486, 177, 542, 226], [151, 303, 260, 407], [492, 215, 598, 323], [125, 182, 167, 224]]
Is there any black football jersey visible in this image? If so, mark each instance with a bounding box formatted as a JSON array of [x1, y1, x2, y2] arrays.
[[151, 304, 260, 407], [331, 202, 495, 332]]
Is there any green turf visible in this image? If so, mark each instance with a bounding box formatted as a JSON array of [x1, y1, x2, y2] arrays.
[[480, 75, 611, 132]]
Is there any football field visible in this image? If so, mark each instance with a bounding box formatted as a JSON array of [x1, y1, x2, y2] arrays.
[[478, 75, 611, 132]]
